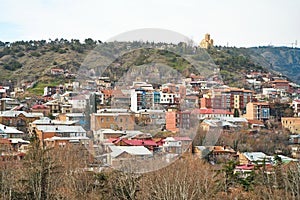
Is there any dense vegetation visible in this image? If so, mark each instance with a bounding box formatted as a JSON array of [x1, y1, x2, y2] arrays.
[[1, 137, 299, 200], [0, 39, 299, 91]]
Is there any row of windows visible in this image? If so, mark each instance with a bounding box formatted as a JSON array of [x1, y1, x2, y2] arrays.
[[99, 117, 129, 123]]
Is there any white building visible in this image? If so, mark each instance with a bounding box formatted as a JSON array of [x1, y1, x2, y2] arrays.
[[159, 92, 179, 104], [130, 89, 154, 112]]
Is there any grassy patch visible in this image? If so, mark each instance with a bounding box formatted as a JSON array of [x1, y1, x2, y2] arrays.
[[27, 78, 65, 96]]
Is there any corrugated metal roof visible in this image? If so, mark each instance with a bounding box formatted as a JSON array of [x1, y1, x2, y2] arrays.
[[109, 145, 152, 158], [35, 125, 86, 133], [0, 111, 37, 118], [0, 124, 24, 134]]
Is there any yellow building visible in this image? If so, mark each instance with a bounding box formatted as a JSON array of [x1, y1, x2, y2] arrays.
[[90, 112, 135, 131], [282, 117, 300, 134], [200, 33, 214, 49]]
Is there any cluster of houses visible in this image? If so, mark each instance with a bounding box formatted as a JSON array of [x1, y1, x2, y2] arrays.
[[0, 70, 300, 172]]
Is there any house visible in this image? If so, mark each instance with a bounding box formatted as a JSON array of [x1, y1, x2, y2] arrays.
[[162, 137, 182, 154], [289, 134, 300, 144], [218, 117, 248, 127], [208, 146, 236, 164], [136, 109, 166, 127], [272, 79, 290, 92], [43, 86, 62, 97], [162, 136, 192, 155], [93, 129, 125, 143], [0, 111, 41, 133], [292, 99, 300, 117], [248, 120, 265, 130], [96, 77, 111, 89], [101, 89, 113, 106], [0, 138, 29, 161], [0, 123, 24, 138], [51, 68, 64, 75], [238, 152, 271, 165], [111, 90, 130, 109], [67, 94, 87, 111], [44, 100, 60, 114], [159, 91, 180, 106], [281, 117, 300, 134], [90, 112, 135, 132], [114, 139, 158, 151], [0, 98, 20, 111], [29, 117, 78, 136], [31, 104, 50, 117], [108, 145, 153, 167], [58, 113, 86, 127], [173, 136, 192, 154], [8, 138, 30, 152], [44, 136, 90, 148], [34, 125, 86, 146], [201, 119, 238, 133], [0, 86, 7, 98]]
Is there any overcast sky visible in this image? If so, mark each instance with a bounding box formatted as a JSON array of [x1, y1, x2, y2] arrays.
[[0, 0, 299, 47]]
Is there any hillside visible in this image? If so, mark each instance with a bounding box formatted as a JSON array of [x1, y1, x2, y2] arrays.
[[249, 46, 300, 83], [0, 39, 299, 91]]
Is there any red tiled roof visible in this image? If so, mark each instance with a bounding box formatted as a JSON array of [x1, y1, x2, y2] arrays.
[[108, 138, 118, 143], [191, 108, 233, 115], [32, 104, 49, 109], [236, 164, 255, 170], [273, 80, 289, 83], [122, 139, 158, 146], [101, 90, 113, 95], [173, 136, 192, 141]]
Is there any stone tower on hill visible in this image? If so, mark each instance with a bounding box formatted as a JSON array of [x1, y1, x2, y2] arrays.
[[200, 33, 214, 49]]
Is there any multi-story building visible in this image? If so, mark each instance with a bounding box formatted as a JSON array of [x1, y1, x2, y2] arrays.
[[292, 100, 300, 117], [90, 112, 135, 132], [281, 117, 300, 134], [244, 102, 270, 121], [165, 110, 192, 132], [131, 88, 154, 112], [0, 111, 41, 133], [43, 86, 64, 97], [201, 88, 253, 114], [192, 108, 233, 120], [165, 110, 178, 132], [160, 92, 180, 105], [272, 80, 290, 92], [31, 104, 50, 117]]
